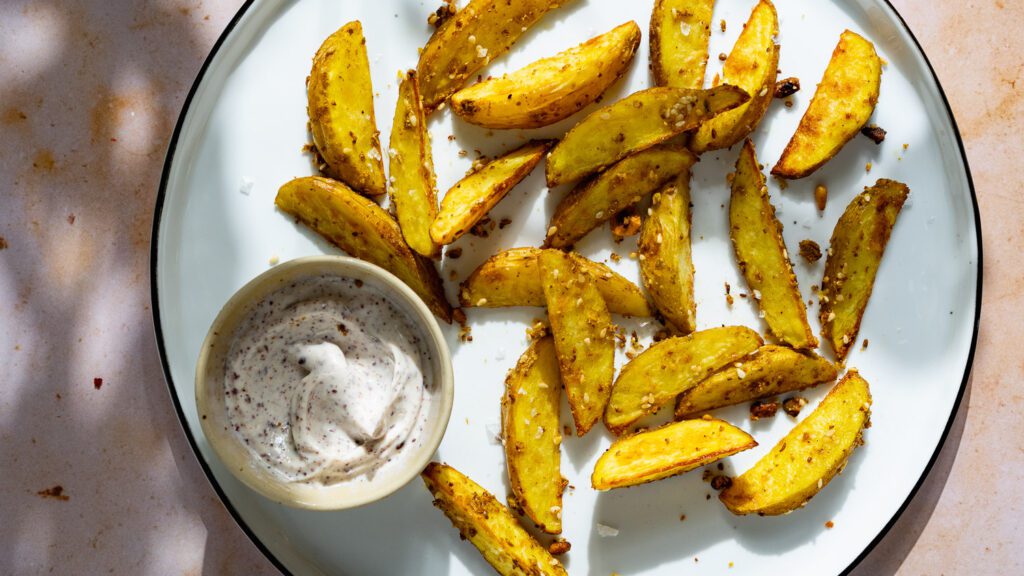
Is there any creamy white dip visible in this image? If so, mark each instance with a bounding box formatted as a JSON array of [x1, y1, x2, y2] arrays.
[[224, 275, 433, 485]]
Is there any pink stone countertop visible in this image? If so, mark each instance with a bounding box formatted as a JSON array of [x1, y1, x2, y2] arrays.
[[0, 1, 1020, 574]]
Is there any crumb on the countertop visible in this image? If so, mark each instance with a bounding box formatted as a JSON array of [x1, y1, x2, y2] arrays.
[[782, 396, 808, 417], [93, 377, 103, 390], [679, 514, 687, 522], [458, 325, 472, 343], [720, 19, 726, 31], [37, 485, 69, 501], [798, 239, 822, 263], [710, 475, 733, 491], [862, 338, 870, 350], [609, 252, 621, 263], [725, 282, 734, 306], [865, 161, 872, 173], [750, 399, 779, 420], [0, 236, 7, 250], [498, 217, 512, 229]]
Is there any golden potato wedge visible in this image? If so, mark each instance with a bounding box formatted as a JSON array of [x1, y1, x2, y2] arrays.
[[416, 0, 576, 112], [604, 326, 763, 434], [459, 248, 652, 317], [450, 22, 641, 129], [275, 176, 452, 322], [820, 179, 909, 361], [650, 0, 715, 89], [544, 145, 697, 249], [675, 345, 838, 419], [690, 0, 779, 153], [592, 418, 756, 490], [502, 337, 564, 534], [422, 463, 567, 576], [430, 141, 551, 246], [638, 171, 696, 334], [388, 70, 438, 257], [307, 21, 386, 196], [730, 139, 817, 349], [540, 250, 615, 436], [771, 30, 882, 179], [720, 370, 872, 515], [545, 85, 748, 187]]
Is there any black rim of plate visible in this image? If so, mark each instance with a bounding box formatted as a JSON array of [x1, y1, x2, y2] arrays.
[[149, 2, 983, 575]]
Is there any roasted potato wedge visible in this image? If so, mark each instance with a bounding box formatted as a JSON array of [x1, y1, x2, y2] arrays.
[[422, 463, 567, 576], [650, 0, 715, 89], [690, 0, 779, 153], [430, 141, 551, 246], [820, 179, 909, 361], [592, 418, 756, 490], [720, 370, 872, 515], [307, 21, 386, 196], [545, 85, 748, 187], [604, 326, 763, 434], [544, 145, 697, 249], [275, 176, 452, 322], [416, 0, 576, 112], [450, 22, 641, 129], [459, 248, 652, 317], [638, 171, 696, 334], [675, 345, 838, 419], [540, 250, 615, 436], [388, 70, 438, 257], [771, 30, 882, 179], [502, 337, 564, 534], [731, 140, 817, 349]]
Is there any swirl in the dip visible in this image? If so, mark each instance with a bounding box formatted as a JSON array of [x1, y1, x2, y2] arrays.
[[224, 275, 432, 485]]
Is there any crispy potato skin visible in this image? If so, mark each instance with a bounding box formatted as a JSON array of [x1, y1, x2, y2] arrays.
[[545, 85, 748, 187], [389, 70, 439, 257], [638, 171, 696, 334], [720, 370, 872, 515], [820, 179, 909, 361], [771, 30, 882, 179], [604, 326, 763, 435], [502, 337, 565, 533], [592, 418, 756, 490], [545, 145, 697, 249], [307, 22, 386, 196], [675, 345, 838, 419], [690, 0, 779, 153], [540, 250, 615, 436], [416, 0, 575, 112], [422, 463, 567, 576], [451, 22, 641, 129], [275, 176, 452, 322], [730, 140, 817, 349], [650, 0, 715, 89], [459, 248, 652, 317], [430, 141, 551, 246]]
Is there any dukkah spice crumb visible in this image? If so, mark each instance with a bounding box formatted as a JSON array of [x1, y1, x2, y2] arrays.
[[799, 239, 822, 263], [773, 77, 801, 98], [860, 124, 886, 144], [750, 399, 779, 420], [782, 396, 808, 417]]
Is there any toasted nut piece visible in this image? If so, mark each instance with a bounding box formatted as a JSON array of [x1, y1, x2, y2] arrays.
[[720, 371, 872, 515], [638, 171, 697, 334], [860, 124, 887, 144], [275, 176, 452, 322], [451, 22, 641, 129], [749, 399, 779, 420], [388, 70, 439, 257], [815, 184, 828, 211], [820, 179, 909, 361], [772, 30, 882, 179], [650, 0, 715, 89], [773, 77, 801, 98], [422, 463, 567, 575], [782, 395, 809, 417], [799, 239, 823, 263], [548, 540, 571, 556]]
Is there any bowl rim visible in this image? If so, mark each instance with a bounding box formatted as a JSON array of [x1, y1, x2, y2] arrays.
[[194, 255, 454, 510]]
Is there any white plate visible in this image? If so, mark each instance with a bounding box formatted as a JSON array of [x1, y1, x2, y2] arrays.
[[152, 1, 980, 574]]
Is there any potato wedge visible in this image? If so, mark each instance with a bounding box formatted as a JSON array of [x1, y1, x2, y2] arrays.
[[592, 418, 756, 490], [502, 337, 564, 533], [307, 21, 386, 196], [416, 0, 576, 112], [720, 370, 872, 515], [820, 179, 909, 361], [275, 176, 452, 322], [544, 145, 697, 249], [430, 141, 551, 246], [675, 345, 838, 419], [731, 139, 817, 349], [459, 248, 652, 317], [450, 22, 641, 129], [540, 250, 615, 436], [771, 30, 882, 179], [545, 85, 748, 187], [690, 0, 779, 153], [650, 0, 715, 89], [605, 326, 763, 434], [388, 70, 438, 257], [638, 171, 696, 334], [422, 463, 567, 576]]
